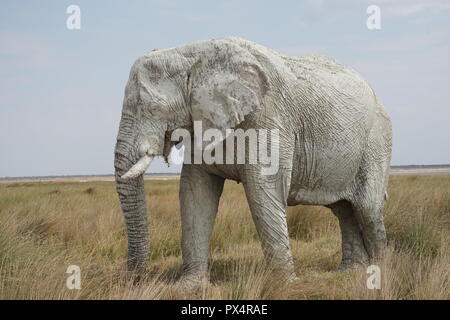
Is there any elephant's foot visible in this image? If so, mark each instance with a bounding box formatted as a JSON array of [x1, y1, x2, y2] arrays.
[[178, 272, 210, 292], [336, 259, 368, 272], [337, 243, 370, 272], [270, 261, 298, 283]]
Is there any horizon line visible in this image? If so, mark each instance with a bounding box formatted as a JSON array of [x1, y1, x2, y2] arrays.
[[1, 164, 450, 180]]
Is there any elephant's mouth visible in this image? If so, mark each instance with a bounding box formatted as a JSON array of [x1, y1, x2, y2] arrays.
[[120, 130, 167, 180]]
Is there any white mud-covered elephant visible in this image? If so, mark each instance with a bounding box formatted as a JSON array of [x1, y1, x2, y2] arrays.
[[114, 37, 392, 286]]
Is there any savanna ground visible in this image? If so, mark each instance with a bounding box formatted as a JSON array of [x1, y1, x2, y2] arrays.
[[0, 175, 448, 300]]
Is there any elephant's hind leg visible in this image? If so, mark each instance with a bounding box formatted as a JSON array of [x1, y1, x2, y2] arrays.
[[351, 200, 387, 263], [348, 121, 390, 263], [329, 200, 369, 270], [179, 165, 225, 287], [349, 160, 388, 263]]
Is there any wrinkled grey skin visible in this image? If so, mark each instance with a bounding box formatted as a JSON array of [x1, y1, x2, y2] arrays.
[[114, 37, 392, 286]]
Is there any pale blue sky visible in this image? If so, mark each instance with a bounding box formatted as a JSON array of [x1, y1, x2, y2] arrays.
[[1, 0, 449, 177]]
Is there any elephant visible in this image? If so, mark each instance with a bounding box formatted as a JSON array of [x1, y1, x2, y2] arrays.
[[114, 37, 392, 286]]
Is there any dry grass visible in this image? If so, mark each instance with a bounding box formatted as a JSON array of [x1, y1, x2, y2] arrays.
[[0, 175, 448, 300]]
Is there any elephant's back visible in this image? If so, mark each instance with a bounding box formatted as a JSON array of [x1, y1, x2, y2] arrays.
[[283, 54, 379, 137], [283, 54, 377, 111]]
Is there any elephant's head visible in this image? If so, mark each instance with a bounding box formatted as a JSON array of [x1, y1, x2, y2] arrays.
[[114, 40, 270, 272]]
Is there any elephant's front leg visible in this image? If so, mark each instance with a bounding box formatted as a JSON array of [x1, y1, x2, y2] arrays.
[[243, 167, 296, 281], [179, 164, 224, 287]]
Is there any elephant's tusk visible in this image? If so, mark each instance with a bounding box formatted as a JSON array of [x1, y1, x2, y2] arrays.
[[121, 155, 154, 180]]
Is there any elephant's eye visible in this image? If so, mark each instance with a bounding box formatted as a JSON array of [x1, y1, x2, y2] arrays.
[[145, 100, 166, 118], [147, 103, 160, 113]]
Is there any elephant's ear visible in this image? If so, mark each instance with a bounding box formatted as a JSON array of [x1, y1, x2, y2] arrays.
[[189, 58, 269, 143]]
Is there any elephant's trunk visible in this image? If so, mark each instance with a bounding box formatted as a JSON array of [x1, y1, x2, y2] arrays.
[[114, 114, 150, 273]]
